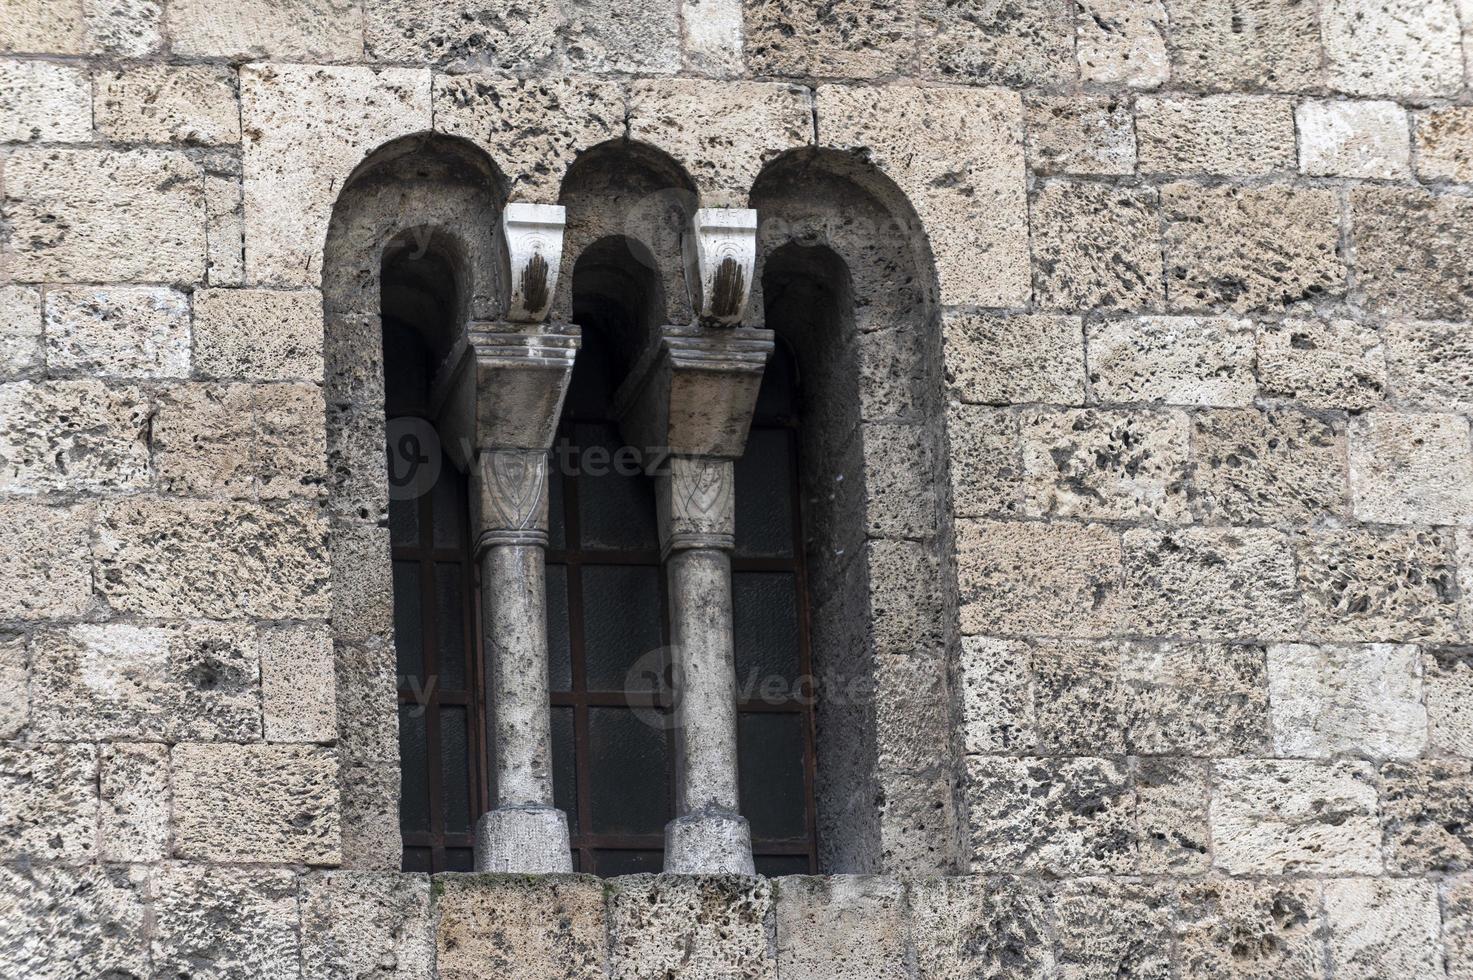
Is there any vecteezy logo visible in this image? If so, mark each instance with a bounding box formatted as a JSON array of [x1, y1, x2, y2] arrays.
[[386, 417, 441, 502], [624, 646, 684, 731]]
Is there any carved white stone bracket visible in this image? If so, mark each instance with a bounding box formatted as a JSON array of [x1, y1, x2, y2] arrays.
[[502, 202, 566, 323], [683, 208, 758, 327]]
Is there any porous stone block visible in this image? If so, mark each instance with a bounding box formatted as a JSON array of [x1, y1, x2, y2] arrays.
[[1353, 187, 1473, 319], [1296, 99, 1411, 179], [1189, 408, 1348, 525], [1031, 182, 1162, 311], [0, 865, 148, 980], [1349, 412, 1473, 526], [43, 286, 190, 379], [1136, 757, 1210, 873], [95, 65, 239, 145], [194, 288, 325, 381], [301, 872, 435, 980], [339, 761, 401, 870], [0, 0, 162, 56], [1426, 648, 1473, 755], [0, 743, 96, 862], [1267, 643, 1427, 759], [0, 59, 91, 142], [257, 382, 328, 501], [1165, 0, 1320, 91], [943, 311, 1086, 405], [1463, 529, 1473, 639], [775, 876, 908, 980], [31, 622, 261, 742], [1173, 878, 1326, 978], [876, 769, 957, 875], [956, 519, 1123, 638], [1076, 0, 1168, 88], [959, 636, 1034, 755], [1381, 759, 1473, 872], [920, 0, 1074, 86], [967, 756, 1136, 874], [242, 64, 431, 286], [1087, 316, 1256, 407], [170, 0, 361, 59], [151, 383, 255, 497], [95, 497, 331, 619], [98, 742, 168, 863], [1445, 876, 1473, 978], [1120, 640, 1270, 756], [261, 623, 336, 743], [173, 742, 341, 865], [1021, 407, 1190, 522], [1298, 527, 1460, 644], [0, 380, 150, 493], [1123, 527, 1299, 640], [1137, 95, 1295, 176], [1415, 106, 1473, 182], [1024, 96, 1136, 176], [864, 539, 945, 655], [1048, 877, 1172, 978], [1210, 759, 1381, 874], [1163, 183, 1342, 312], [1256, 316, 1387, 410], [563, 0, 680, 73], [1326, 878, 1443, 978], [682, 0, 741, 74], [205, 171, 245, 286], [0, 286, 43, 379], [0, 501, 94, 620], [909, 875, 1054, 979], [3, 148, 205, 284], [0, 635, 26, 739], [1383, 319, 1473, 412], [608, 875, 774, 980], [366, 0, 560, 67], [435, 874, 606, 979], [331, 522, 394, 641], [746, 0, 914, 78], [151, 865, 300, 978], [860, 423, 937, 538], [1030, 640, 1123, 754], [945, 405, 1022, 518], [1323, 0, 1464, 96], [335, 639, 398, 765], [816, 85, 1029, 308]]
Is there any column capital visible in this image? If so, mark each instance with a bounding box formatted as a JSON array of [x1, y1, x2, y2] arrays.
[[683, 207, 758, 327], [471, 449, 551, 553], [658, 456, 735, 557], [502, 202, 566, 323]]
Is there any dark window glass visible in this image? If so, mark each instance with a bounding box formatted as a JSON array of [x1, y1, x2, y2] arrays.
[[582, 565, 664, 691], [738, 712, 808, 840], [588, 707, 671, 836]]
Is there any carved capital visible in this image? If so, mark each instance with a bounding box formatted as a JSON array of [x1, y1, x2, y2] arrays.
[[658, 457, 735, 555], [683, 208, 757, 327], [502, 203, 566, 323], [472, 449, 550, 552]]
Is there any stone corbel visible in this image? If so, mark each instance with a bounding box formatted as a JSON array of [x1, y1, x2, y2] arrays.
[[683, 208, 758, 327], [502, 202, 566, 323]]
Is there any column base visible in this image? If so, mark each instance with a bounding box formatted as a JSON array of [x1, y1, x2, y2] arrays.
[[663, 809, 754, 875], [473, 805, 573, 873]]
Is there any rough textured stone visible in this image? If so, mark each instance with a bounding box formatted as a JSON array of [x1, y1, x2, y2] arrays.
[[31, 623, 261, 742], [95, 497, 331, 619], [95, 65, 239, 145], [1031, 182, 1162, 311], [1189, 408, 1348, 525], [1137, 95, 1295, 176], [302, 872, 434, 980], [0, 501, 94, 620], [257, 382, 328, 501], [43, 286, 191, 379], [1120, 640, 1270, 755], [0, 380, 150, 493], [1124, 528, 1299, 640], [331, 522, 394, 641], [860, 423, 938, 538], [0, 743, 96, 862], [909, 875, 1054, 979], [1381, 759, 1473, 872], [339, 761, 401, 870], [943, 312, 1086, 405], [959, 636, 1033, 755], [957, 519, 1123, 638], [746, 0, 914, 78], [205, 170, 246, 286], [1349, 412, 1473, 526], [1297, 99, 1411, 178], [0, 286, 43, 380], [608, 875, 773, 980], [920, 0, 1074, 87], [0, 0, 162, 56], [1088, 316, 1256, 407], [1173, 878, 1326, 978], [0, 635, 26, 739], [1024, 96, 1136, 176], [1076, 0, 1168, 88], [1136, 757, 1210, 873], [1030, 640, 1124, 754], [1325, 877, 1443, 978], [1323, 0, 1464, 97], [1267, 643, 1428, 759], [682, 0, 742, 74], [98, 742, 168, 863], [1021, 408, 1189, 522], [151, 383, 255, 497], [776, 876, 908, 980], [0, 865, 148, 980], [174, 742, 341, 864], [1425, 647, 1473, 755], [1298, 527, 1460, 644], [170, 0, 361, 59], [1444, 876, 1473, 978], [1415, 105, 1473, 182], [2, 148, 205, 283], [564, 0, 680, 73], [194, 288, 325, 382], [1256, 316, 1387, 410], [365, 0, 560, 67], [945, 405, 1022, 518], [1048, 877, 1172, 979], [1164, 184, 1342, 312], [876, 769, 957, 875], [261, 623, 336, 743], [1211, 759, 1381, 874], [967, 756, 1136, 874], [1384, 319, 1473, 412], [335, 639, 398, 765], [1353, 187, 1473, 319], [0, 59, 91, 142], [152, 865, 299, 979], [434, 874, 606, 979], [1165, 0, 1320, 91], [1463, 529, 1473, 640]]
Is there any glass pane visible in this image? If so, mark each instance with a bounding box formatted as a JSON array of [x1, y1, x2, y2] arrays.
[[754, 343, 796, 418], [546, 564, 572, 691], [755, 854, 811, 876], [440, 706, 472, 836], [733, 572, 801, 690], [389, 495, 419, 547], [548, 465, 567, 550], [575, 422, 658, 551], [588, 707, 669, 836], [734, 428, 794, 558], [401, 847, 433, 872], [398, 704, 430, 835], [738, 712, 807, 842], [434, 562, 467, 691], [551, 706, 578, 835], [444, 848, 474, 872], [392, 561, 423, 684], [594, 850, 664, 876], [582, 565, 663, 691], [431, 461, 464, 549]]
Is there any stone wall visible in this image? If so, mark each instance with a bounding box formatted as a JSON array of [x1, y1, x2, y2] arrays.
[[4, 0, 1473, 975]]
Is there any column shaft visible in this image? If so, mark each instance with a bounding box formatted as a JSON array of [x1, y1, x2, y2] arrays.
[[483, 542, 553, 807], [667, 548, 741, 813]]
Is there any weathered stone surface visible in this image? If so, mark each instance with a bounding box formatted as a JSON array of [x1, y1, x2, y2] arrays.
[[194, 288, 325, 382], [151, 383, 254, 497], [242, 64, 432, 286], [1030, 640, 1123, 754], [1024, 96, 1136, 176], [0, 501, 94, 620], [1384, 319, 1473, 412], [31, 623, 260, 742], [96, 497, 331, 619], [920, 0, 1074, 87], [1426, 647, 1473, 755], [339, 761, 401, 870], [1164, 184, 1342, 312], [1381, 759, 1473, 872], [1048, 877, 1172, 978], [1189, 408, 1347, 525], [861, 423, 937, 538], [747, 0, 913, 78], [1031, 182, 1162, 311], [683, 0, 741, 74], [43, 286, 190, 379], [98, 742, 168, 863], [775, 876, 908, 980], [876, 769, 957, 875], [1268, 643, 1427, 759], [1121, 641, 1270, 755], [0, 59, 91, 142], [959, 636, 1033, 755], [205, 170, 245, 286], [1298, 527, 1460, 644], [1021, 407, 1190, 522], [1211, 759, 1381, 874], [1165, 0, 1320, 91], [332, 522, 394, 642], [1445, 876, 1473, 978], [301, 872, 434, 980], [909, 875, 1054, 979], [0, 865, 148, 980], [257, 382, 328, 501], [0, 635, 26, 739], [946, 405, 1022, 518], [943, 312, 1086, 405], [1256, 316, 1387, 410], [174, 742, 341, 864], [435, 874, 607, 979], [1087, 316, 1256, 407], [1173, 878, 1326, 978], [1297, 99, 1411, 178], [1136, 757, 1210, 873], [1463, 529, 1473, 640], [816, 85, 1029, 308], [1323, 0, 1464, 96], [563, 0, 680, 73], [864, 539, 945, 658], [0, 743, 96, 862], [1076, 0, 1168, 88], [3, 148, 205, 283], [261, 623, 336, 743], [608, 875, 773, 980], [1137, 95, 1295, 176], [0, 0, 162, 56], [0, 380, 150, 493], [0, 286, 43, 380], [335, 638, 398, 765], [967, 756, 1136, 874], [1124, 527, 1299, 640], [152, 865, 300, 978], [1325, 877, 1443, 977], [170, 0, 361, 59], [957, 519, 1123, 638], [95, 65, 239, 145], [1353, 187, 1473, 319], [366, 0, 560, 67], [1350, 412, 1473, 526], [1415, 105, 1473, 182]]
